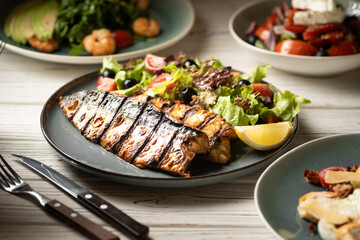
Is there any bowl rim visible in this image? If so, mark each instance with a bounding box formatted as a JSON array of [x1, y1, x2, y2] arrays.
[[228, 0, 360, 61]]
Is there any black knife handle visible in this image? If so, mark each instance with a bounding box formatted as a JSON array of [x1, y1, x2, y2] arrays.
[[45, 199, 119, 240], [78, 191, 149, 240]]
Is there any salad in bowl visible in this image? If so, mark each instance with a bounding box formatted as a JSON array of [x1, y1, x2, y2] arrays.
[[245, 0, 360, 57]]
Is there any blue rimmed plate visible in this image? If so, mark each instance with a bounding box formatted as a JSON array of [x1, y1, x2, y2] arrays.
[[0, 0, 194, 64], [255, 133, 360, 239], [40, 71, 298, 187]]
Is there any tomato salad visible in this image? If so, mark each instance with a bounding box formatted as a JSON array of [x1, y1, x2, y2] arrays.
[[245, 0, 360, 56], [96, 53, 310, 128]]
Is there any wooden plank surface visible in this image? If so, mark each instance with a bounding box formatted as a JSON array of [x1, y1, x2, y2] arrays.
[[1, 0, 360, 239]]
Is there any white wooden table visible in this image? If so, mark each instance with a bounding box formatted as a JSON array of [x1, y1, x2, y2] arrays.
[[1, 0, 360, 239]]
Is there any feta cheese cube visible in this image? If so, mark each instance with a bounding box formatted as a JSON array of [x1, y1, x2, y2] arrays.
[[292, 0, 336, 12], [293, 7, 345, 25]]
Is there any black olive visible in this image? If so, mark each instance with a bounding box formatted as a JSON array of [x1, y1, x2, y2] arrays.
[[246, 34, 259, 45], [183, 59, 198, 68], [182, 87, 197, 104], [102, 69, 116, 78], [123, 78, 138, 89], [316, 49, 329, 56], [238, 79, 251, 86]]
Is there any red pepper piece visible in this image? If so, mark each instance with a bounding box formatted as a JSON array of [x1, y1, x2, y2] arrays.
[[284, 9, 307, 33], [309, 31, 344, 48], [303, 23, 343, 41], [263, 13, 278, 30]]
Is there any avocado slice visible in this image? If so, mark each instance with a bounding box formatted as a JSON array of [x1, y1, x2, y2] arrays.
[[4, 0, 41, 44], [31, 0, 59, 42], [13, 1, 43, 44]]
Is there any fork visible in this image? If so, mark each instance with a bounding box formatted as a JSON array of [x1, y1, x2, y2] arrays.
[[0, 155, 119, 240], [0, 41, 5, 55]]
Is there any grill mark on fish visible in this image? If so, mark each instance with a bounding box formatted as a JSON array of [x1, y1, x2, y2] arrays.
[[157, 126, 205, 177], [100, 98, 147, 152], [59, 90, 88, 120], [116, 104, 163, 163], [133, 118, 180, 169], [83, 93, 126, 143], [148, 97, 237, 163], [71, 91, 108, 133]]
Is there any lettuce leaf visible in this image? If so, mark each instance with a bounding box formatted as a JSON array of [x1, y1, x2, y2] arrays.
[[100, 57, 124, 74], [240, 65, 271, 83], [270, 90, 311, 121], [212, 96, 258, 126]]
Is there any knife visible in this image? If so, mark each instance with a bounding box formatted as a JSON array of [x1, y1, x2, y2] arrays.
[[12, 154, 149, 240]]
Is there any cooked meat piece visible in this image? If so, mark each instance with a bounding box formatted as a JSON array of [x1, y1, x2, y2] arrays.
[[303, 169, 320, 185], [100, 97, 147, 152], [133, 118, 180, 169], [59, 90, 209, 176], [145, 96, 237, 163], [83, 93, 126, 143], [116, 104, 163, 163], [59, 90, 88, 120], [71, 90, 108, 133], [331, 183, 354, 199], [158, 126, 207, 177]]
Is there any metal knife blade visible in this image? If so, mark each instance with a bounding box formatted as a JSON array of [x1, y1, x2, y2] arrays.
[[13, 154, 149, 240]]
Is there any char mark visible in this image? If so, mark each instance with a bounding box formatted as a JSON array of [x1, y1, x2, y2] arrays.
[[71, 90, 108, 133]]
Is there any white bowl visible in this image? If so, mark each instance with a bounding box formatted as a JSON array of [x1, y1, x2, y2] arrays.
[[228, 0, 360, 77]]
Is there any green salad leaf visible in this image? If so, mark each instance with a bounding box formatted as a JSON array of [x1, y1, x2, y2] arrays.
[[240, 65, 271, 83], [212, 96, 258, 126], [101, 57, 124, 74], [270, 90, 311, 121]]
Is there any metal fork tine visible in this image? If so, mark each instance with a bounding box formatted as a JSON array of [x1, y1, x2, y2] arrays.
[[0, 155, 18, 184], [0, 41, 6, 55], [0, 41, 5, 55]]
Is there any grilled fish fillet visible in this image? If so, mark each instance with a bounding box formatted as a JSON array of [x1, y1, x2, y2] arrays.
[[59, 90, 209, 176], [135, 96, 238, 163]]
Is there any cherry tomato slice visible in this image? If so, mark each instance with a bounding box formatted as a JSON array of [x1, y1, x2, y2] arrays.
[[318, 167, 347, 190], [144, 54, 166, 74], [147, 73, 174, 90], [254, 26, 270, 45], [97, 76, 118, 91], [252, 83, 273, 97], [275, 40, 317, 56], [327, 40, 360, 56], [111, 30, 133, 49]]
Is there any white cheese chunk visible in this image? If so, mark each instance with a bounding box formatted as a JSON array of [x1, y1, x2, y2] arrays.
[[292, 0, 336, 12], [293, 7, 345, 25]]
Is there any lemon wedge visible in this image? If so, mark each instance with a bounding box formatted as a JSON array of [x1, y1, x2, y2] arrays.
[[234, 121, 293, 151]]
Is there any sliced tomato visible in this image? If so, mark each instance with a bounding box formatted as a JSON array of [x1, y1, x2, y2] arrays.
[[254, 26, 270, 45], [144, 54, 166, 74], [327, 40, 360, 56], [252, 83, 273, 97], [303, 23, 343, 41], [318, 167, 347, 190], [111, 30, 133, 49], [97, 76, 118, 91], [284, 9, 307, 33], [147, 73, 174, 90], [309, 31, 344, 48], [275, 40, 317, 56], [263, 13, 278, 30]]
